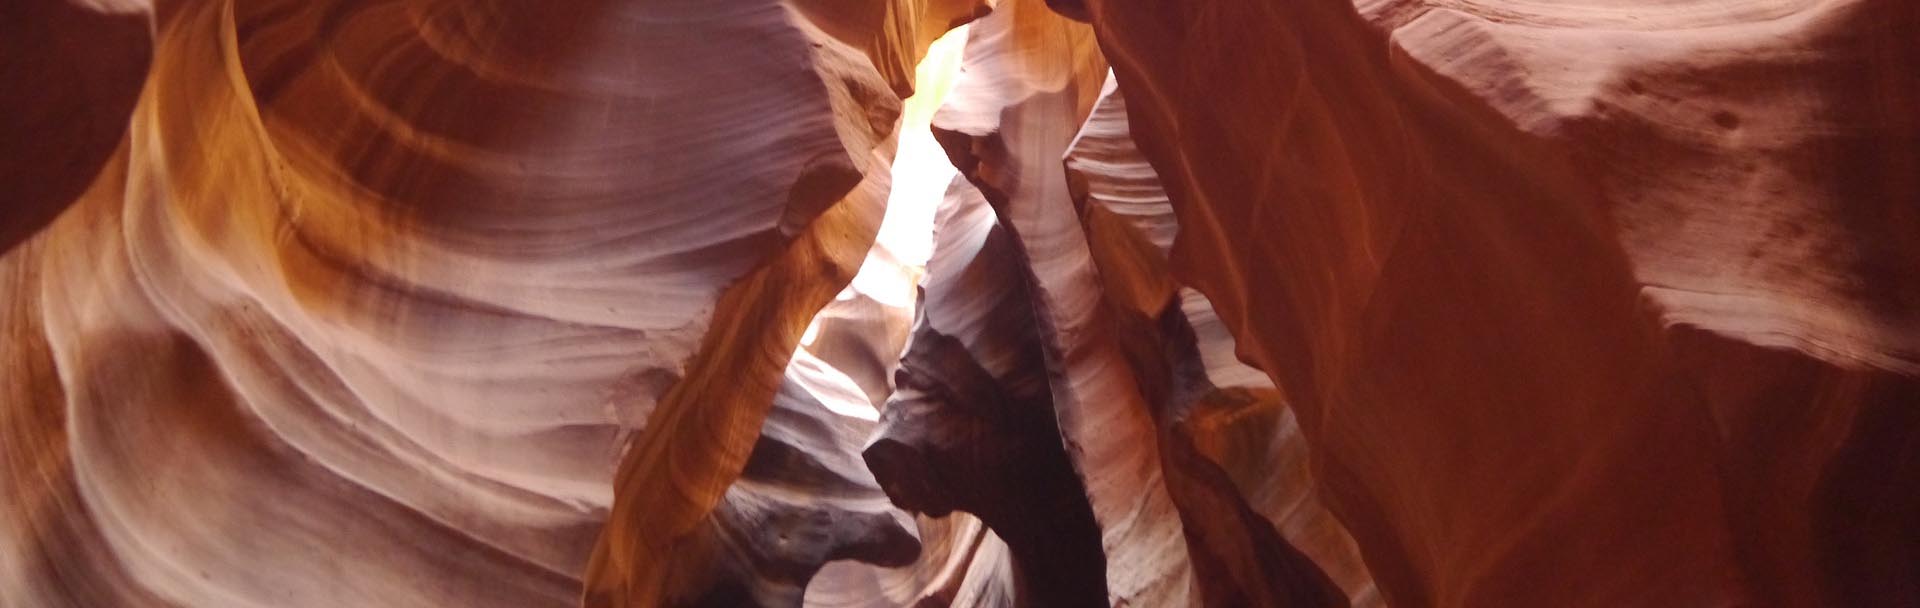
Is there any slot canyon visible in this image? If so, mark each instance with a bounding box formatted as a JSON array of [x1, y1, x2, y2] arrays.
[[2, 0, 1916, 606]]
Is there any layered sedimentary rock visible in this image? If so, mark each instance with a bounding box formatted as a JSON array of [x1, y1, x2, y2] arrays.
[[863, 177, 1109, 607], [1075, 0, 1920, 605], [9, 0, 1918, 605], [925, 2, 1208, 605], [2, 0, 952, 606], [923, 2, 1390, 604], [1064, 75, 1380, 608], [680, 348, 921, 606], [797, 29, 1049, 608]]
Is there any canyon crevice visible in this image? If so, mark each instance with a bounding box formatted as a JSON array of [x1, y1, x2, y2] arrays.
[[3, 0, 1915, 607]]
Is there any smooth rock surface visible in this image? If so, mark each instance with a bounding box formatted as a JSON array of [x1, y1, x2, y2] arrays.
[[5, 0, 1914, 606], [1079, 0, 1918, 604]]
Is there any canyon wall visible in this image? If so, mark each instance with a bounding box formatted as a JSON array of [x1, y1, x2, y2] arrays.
[[4, 0, 1915, 606], [3, 0, 964, 605], [1073, 0, 1919, 605]]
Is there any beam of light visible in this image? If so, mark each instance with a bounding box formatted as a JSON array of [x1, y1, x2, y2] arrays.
[[855, 24, 970, 309], [794, 25, 972, 422]]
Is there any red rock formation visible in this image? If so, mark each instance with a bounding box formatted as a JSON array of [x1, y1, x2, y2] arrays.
[[1076, 0, 1920, 605], [863, 176, 1110, 608], [679, 348, 922, 606], [4, 0, 945, 605], [8, 0, 1916, 605], [927, 3, 1206, 604], [0, 0, 149, 253], [1065, 75, 1380, 608]]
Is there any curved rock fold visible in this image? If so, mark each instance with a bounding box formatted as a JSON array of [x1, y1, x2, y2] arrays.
[[4, 0, 1915, 606]]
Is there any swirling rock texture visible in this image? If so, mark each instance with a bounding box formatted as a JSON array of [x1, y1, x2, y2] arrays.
[[1071, 0, 1920, 606], [687, 347, 922, 607], [863, 174, 1110, 607], [927, 3, 1207, 605], [6, 0, 1917, 607], [2, 0, 957, 606], [1064, 74, 1381, 608]]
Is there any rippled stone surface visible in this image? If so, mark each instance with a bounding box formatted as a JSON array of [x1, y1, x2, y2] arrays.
[[5, 0, 1915, 606], [1077, 0, 1919, 604]]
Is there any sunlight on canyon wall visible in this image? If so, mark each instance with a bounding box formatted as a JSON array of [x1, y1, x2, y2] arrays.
[[3, 0, 1915, 606]]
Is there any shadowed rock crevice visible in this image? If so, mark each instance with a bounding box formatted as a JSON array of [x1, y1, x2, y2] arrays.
[[0, 0, 150, 254], [1064, 75, 1374, 608], [863, 179, 1109, 608], [3, 0, 1916, 605]]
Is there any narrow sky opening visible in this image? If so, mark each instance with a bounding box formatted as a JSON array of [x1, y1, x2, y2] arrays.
[[800, 25, 971, 423], [873, 24, 970, 273], [806, 24, 971, 352]]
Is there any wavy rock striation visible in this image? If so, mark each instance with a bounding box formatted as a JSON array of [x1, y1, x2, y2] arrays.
[[926, 2, 1204, 604], [3, 0, 950, 606], [1077, 0, 1919, 605], [685, 348, 922, 607], [7, 0, 1916, 606], [1065, 74, 1380, 608], [862, 177, 1109, 608]]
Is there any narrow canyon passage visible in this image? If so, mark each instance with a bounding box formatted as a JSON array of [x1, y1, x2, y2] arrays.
[[2, 0, 1915, 607]]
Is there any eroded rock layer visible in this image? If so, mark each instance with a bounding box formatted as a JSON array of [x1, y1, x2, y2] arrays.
[[1065, 75, 1380, 608], [4, 0, 938, 606], [6, 0, 1917, 606], [863, 176, 1109, 608], [928, 3, 1204, 604], [1077, 0, 1919, 605]]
